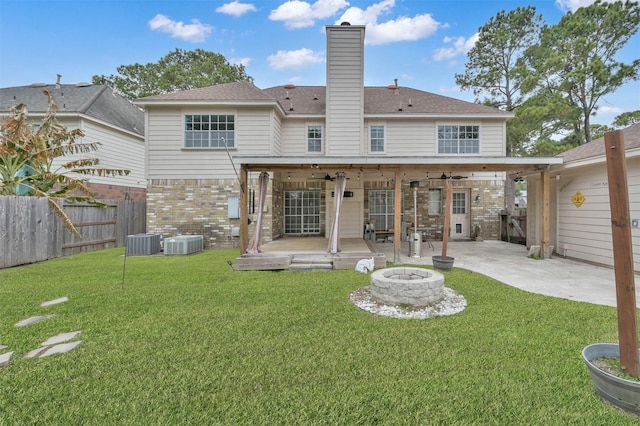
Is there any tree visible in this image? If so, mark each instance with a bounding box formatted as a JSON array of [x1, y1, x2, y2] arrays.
[[455, 6, 543, 214], [523, 0, 640, 145], [613, 110, 640, 128], [0, 91, 130, 236], [93, 48, 254, 99]]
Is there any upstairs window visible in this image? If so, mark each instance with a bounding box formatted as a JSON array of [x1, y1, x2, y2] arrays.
[[185, 115, 234, 148], [438, 125, 479, 154], [307, 125, 322, 153], [370, 125, 385, 153]]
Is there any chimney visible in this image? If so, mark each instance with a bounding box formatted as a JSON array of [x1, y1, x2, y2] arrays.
[[56, 74, 62, 88], [325, 23, 365, 156]]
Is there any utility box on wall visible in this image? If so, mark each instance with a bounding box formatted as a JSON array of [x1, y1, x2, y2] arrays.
[[164, 235, 204, 255], [126, 234, 161, 256]]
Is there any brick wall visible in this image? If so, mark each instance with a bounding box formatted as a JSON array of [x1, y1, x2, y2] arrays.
[[87, 183, 146, 202], [147, 178, 273, 250]]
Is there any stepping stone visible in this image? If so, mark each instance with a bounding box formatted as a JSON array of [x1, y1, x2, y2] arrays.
[[0, 351, 14, 368], [14, 314, 56, 327], [41, 297, 68, 307], [42, 331, 82, 346], [24, 341, 82, 359], [0, 345, 7, 351]]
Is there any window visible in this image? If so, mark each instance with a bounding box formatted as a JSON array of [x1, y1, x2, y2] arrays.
[[284, 190, 321, 234], [370, 125, 385, 152], [438, 125, 479, 154], [428, 189, 442, 215], [185, 115, 234, 148], [307, 126, 322, 153], [369, 190, 402, 231]]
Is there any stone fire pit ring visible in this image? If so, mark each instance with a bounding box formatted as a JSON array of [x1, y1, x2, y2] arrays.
[[370, 267, 444, 306]]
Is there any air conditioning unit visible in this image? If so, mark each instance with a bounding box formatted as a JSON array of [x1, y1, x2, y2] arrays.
[[126, 234, 161, 256], [164, 235, 203, 255]]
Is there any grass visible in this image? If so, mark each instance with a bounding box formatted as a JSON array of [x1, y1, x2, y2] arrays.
[[0, 248, 638, 424]]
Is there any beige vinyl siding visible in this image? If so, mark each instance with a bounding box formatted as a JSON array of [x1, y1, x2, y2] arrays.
[[272, 112, 283, 156], [383, 120, 435, 155], [532, 155, 640, 271], [325, 185, 364, 238], [326, 26, 364, 156], [280, 119, 320, 156], [53, 117, 145, 188], [146, 106, 273, 179], [363, 119, 506, 157]]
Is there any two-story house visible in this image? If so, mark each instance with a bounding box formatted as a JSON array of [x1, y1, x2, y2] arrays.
[[136, 23, 560, 259], [0, 79, 146, 201]]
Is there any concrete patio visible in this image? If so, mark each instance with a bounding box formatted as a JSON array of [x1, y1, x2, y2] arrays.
[[260, 237, 634, 308]]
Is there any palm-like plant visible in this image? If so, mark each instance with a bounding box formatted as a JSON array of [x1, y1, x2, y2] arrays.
[[0, 90, 130, 236]]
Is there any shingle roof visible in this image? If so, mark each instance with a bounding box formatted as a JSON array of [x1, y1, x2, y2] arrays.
[[559, 123, 640, 163], [136, 82, 509, 116], [138, 81, 275, 102], [263, 85, 509, 116], [0, 83, 144, 136]]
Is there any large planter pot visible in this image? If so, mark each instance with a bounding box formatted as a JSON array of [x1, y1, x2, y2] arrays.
[[582, 343, 640, 416], [432, 255, 454, 271]]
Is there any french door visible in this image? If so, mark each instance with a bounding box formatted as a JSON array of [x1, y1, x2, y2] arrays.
[[284, 190, 321, 234]]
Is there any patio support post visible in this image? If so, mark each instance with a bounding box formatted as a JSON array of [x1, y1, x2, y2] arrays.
[[605, 130, 638, 378], [541, 170, 550, 259], [239, 166, 248, 254], [394, 169, 402, 263]]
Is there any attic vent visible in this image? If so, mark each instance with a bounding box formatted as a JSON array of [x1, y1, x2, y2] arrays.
[[283, 84, 296, 89], [340, 21, 351, 26], [30, 83, 46, 87], [76, 82, 91, 87]]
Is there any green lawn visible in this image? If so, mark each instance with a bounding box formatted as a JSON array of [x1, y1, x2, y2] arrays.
[[0, 248, 637, 424]]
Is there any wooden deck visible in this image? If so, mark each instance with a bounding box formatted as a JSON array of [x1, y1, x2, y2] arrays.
[[233, 237, 387, 271]]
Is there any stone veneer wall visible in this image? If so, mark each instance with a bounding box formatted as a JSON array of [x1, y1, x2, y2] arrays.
[[147, 178, 274, 250], [363, 179, 504, 241]]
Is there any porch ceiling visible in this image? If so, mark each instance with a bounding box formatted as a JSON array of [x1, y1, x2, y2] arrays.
[[233, 155, 562, 173]]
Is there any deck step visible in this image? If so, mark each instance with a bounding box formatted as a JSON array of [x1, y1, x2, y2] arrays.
[[289, 263, 333, 272], [289, 255, 333, 272]]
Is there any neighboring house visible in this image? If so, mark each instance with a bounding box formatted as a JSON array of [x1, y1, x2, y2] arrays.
[[527, 123, 640, 272], [136, 23, 560, 255], [0, 79, 146, 201]]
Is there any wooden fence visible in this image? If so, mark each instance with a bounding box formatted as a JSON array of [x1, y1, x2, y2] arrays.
[[499, 210, 527, 245], [0, 196, 146, 269]]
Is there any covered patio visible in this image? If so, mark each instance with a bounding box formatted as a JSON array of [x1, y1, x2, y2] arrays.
[[233, 156, 561, 269]]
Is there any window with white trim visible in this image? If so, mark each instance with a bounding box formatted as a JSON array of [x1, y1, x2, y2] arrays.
[[437, 125, 479, 154], [370, 125, 385, 153], [428, 189, 442, 215], [368, 190, 403, 231], [185, 115, 234, 148], [307, 125, 322, 153]]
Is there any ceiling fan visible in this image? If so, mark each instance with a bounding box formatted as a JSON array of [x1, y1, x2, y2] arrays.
[[307, 173, 349, 181], [403, 173, 468, 185]]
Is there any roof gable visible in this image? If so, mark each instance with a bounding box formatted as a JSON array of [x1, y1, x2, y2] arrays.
[[0, 83, 144, 136]]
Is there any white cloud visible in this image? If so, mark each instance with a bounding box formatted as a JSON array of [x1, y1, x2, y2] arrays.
[[267, 48, 325, 70], [229, 57, 252, 67], [148, 14, 212, 42], [555, 0, 604, 12], [216, 1, 257, 17], [596, 105, 624, 115], [336, 0, 442, 45], [269, 0, 349, 29], [433, 33, 478, 61]]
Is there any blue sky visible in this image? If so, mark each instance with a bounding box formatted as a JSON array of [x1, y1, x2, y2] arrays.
[[1, 0, 638, 126]]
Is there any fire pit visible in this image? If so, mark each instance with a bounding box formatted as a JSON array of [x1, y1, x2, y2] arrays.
[[370, 267, 444, 306]]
